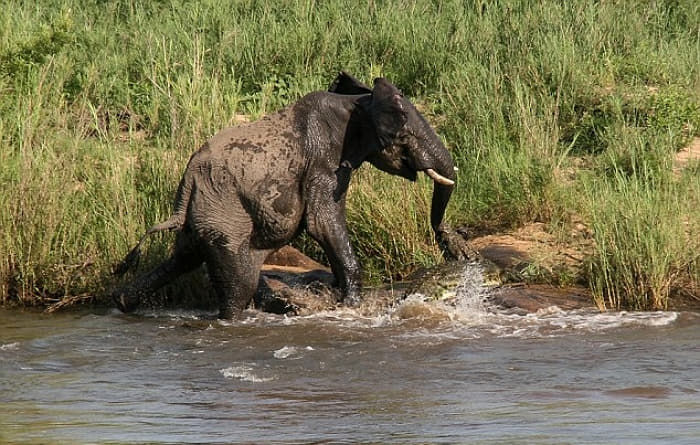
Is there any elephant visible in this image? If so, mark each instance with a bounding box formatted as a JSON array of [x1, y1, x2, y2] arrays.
[[111, 72, 460, 319]]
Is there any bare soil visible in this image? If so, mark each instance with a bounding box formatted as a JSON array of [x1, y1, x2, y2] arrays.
[[466, 222, 592, 279], [673, 137, 700, 174]]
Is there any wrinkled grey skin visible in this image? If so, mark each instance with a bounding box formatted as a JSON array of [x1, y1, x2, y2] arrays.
[[111, 73, 458, 319]]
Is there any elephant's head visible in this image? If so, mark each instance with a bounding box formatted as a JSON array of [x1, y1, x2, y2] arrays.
[[331, 73, 457, 242]]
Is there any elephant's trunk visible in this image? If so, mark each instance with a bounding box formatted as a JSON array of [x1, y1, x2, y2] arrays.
[[430, 176, 454, 235], [424, 145, 456, 237]]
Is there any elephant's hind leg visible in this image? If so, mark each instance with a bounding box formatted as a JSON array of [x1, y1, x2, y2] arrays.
[[205, 243, 268, 319], [112, 235, 203, 313]]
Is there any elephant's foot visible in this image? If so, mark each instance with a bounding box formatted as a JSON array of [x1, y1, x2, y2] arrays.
[[341, 287, 362, 308], [110, 287, 141, 313], [218, 297, 252, 319], [217, 306, 245, 320], [218, 307, 236, 320]]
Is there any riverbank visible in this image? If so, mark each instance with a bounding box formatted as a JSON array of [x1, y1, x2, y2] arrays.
[[1, 0, 698, 311], [250, 244, 698, 317]]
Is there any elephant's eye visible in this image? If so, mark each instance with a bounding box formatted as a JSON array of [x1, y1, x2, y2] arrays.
[[394, 133, 412, 146]]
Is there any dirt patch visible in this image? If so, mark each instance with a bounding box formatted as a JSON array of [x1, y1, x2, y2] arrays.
[[466, 222, 592, 286], [673, 137, 700, 174], [461, 223, 598, 311], [232, 113, 251, 125]]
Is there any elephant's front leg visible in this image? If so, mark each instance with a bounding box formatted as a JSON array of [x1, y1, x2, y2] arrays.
[[306, 201, 362, 307]]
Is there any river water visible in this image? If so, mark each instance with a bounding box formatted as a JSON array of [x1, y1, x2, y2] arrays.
[[1, 268, 699, 444]]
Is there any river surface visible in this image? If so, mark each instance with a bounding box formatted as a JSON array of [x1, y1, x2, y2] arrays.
[[1, 269, 699, 444]]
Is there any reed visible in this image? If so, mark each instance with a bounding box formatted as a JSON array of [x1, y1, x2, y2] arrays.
[[582, 160, 699, 310]]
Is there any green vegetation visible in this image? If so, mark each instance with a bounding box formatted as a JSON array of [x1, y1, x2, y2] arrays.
[[1, 0, 698, 310]]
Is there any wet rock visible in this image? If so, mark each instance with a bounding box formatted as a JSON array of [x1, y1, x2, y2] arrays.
[[264, 245, 328, 270], [489, 284, 594, 313], [256, 247, 337, 314]]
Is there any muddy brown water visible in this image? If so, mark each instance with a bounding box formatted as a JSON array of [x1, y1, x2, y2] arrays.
[[1, 266, 699, 444]]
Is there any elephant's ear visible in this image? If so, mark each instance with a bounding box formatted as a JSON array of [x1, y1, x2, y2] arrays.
[[364, 78, 408, 147], [328, 71, 372, 95]]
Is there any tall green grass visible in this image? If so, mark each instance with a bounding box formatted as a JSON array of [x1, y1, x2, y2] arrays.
[[582, 142, 699, 310], [1, 0, 698, 309]]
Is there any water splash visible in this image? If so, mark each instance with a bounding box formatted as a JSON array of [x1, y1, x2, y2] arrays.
[[131, 263, 679, 337], [391, 262, 491, 326], [273, 345, 314, 360], [220, 364, 274, 383], [384, 263, 679, 337], [453, 262, 491, 313], [1, 342, 20, 351]]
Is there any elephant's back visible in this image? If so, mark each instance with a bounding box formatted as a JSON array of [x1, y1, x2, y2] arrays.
[[182, 108, 306, 248], [200, 109, 303, 177]]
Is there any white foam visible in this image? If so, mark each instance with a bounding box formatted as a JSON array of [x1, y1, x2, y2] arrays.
[[1, 342, 19, 351], [273, 345, 314, 359], [395, 264, 680, 337], [349, 264, 680, 338], [445, 306, 679, 339], [220, 364, 274, 383], [137, 308, 217, 319], [273, 346, 297, 359], [128, 263, 680, 339]]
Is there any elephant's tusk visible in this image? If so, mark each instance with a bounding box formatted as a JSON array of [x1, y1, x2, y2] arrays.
[[425, 169, 455, 186]]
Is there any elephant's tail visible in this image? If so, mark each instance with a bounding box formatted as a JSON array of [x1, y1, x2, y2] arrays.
[[112, 216, 183, 276], [113, 170, 193, 276]]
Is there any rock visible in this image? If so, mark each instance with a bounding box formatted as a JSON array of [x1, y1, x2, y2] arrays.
[[264, 245, 327, 270], [255, 246, 337, 315], [489, 284, 593, 313]]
